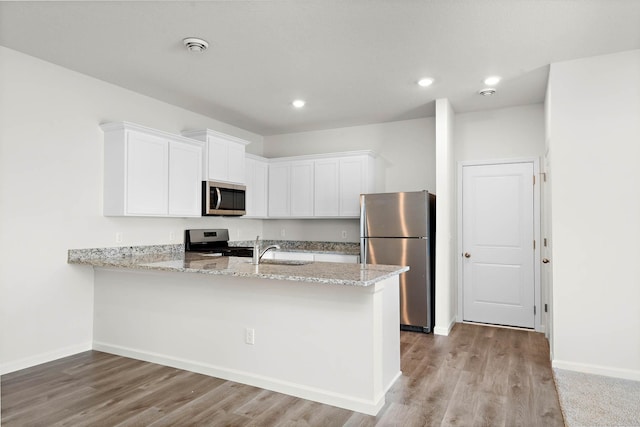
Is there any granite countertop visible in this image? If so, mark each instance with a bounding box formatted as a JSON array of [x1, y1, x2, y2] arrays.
[[68, 245, 407, 287]]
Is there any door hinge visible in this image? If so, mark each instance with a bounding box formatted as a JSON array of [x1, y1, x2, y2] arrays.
[[533, 175, 536, 185], [542, 172, 547, 182], [544, 303, 548, 313], [534, 305, 537, 315], [533, 240, 536, 250], [544, 238, 548, 247]]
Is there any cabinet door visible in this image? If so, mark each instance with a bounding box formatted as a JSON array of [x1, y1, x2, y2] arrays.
[[126, 131, 168, 215], [245, 158, 256, 215], [252, 160, 269, 217], [314, 253, 360, 263], [206, 136, 229, 182], [314, 158, 340, 216], [227, 142, 245, 184], [168, 141, 202, 216], [290, 161, 314, 217], [268, 163, 290, 217], [339, 156, 366, 217], [245, 157, 268, 217], [274, 252, 315, 262]]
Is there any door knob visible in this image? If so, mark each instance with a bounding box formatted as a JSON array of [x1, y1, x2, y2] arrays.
[[464, 253, 471, 258], [542, 258, 550, 264]]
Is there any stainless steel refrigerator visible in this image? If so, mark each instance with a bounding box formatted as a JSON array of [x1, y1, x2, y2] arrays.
[[360, 191, 436, 333]]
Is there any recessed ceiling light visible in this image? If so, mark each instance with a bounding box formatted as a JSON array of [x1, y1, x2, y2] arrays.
[[417, 78, 434, 87], [483, 76, 501, 86], [292, 99, 306, 108], [478, 88, 497, 96], [183, 37, 209, 52]]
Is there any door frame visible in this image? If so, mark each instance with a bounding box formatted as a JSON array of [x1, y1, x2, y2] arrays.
[[456, 157, 542, 332]]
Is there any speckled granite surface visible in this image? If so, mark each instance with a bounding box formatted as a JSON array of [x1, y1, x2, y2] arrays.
[[230, 240, 360, 255], [68, 245, 406, 287], [68, 244, 183, 262]]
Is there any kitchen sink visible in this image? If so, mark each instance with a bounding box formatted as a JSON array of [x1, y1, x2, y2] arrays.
[[259, 259, 312, 266]]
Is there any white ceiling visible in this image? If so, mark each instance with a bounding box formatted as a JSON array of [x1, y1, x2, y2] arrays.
[[1, 1, 639, 136]]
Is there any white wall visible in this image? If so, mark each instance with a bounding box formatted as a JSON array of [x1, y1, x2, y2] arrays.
[[455, 104, 545, 162], [434, 99, 457, 335], [0, 46, 264, 373], [261, 117, 436, 241], [264, 117, 436, 193], [454, 104, 546, 330], [547, 49, 640, 380]]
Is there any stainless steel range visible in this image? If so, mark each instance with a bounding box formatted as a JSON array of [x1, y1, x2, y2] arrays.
[[184, 229, 253, 257]]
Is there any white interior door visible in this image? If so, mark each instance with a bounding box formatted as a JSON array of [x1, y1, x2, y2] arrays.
[[462, 162, 535, 328]]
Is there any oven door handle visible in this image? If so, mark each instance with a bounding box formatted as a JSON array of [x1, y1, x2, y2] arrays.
[[215, 188, 222, 210]]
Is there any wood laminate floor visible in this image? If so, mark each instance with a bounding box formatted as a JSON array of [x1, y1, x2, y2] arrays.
[[1, 323, 564, 426]]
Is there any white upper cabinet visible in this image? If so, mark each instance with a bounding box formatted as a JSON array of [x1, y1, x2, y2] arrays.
[[314, 158, 340, 217], [267, 152, 375, 219], [267, 162, 291, 217], [102, 122, 203, 217], [268, 160, 314, 217], [245, 154, 269, 218], [269, 151, 375, 218], [181, 129, 249, 184], [313, 153, 375, 218], [168, 141, 203, 216], [227, 142, 246, 184], [339, 155, 374, 217], [290, 161, 315, 217]]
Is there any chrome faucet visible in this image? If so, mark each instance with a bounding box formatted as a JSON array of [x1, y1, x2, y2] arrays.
[[252, 235, 280, 265]]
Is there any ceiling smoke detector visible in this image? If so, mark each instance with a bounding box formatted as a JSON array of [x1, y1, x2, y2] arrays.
[[183, 38, 209, 52], [478, 88, 496, 96]]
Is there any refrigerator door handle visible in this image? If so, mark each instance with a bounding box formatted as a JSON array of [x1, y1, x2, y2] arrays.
[[359, 194, 366, 238]]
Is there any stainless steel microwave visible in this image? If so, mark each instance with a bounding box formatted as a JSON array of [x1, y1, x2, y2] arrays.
[[202, 181, 246, 216]]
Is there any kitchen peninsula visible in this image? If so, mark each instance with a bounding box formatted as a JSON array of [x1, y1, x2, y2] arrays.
[[68, 245, 408, 415]]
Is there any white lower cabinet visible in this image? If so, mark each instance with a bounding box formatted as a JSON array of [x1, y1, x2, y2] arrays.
[[314, 253, 360, 263], [102, 122, 203, 217], [261, 251, 358, 263]]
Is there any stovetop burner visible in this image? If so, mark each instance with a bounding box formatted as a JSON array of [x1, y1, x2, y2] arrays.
[[184, 229, 253, 258]]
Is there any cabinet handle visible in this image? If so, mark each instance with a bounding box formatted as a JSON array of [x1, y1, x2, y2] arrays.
[[464, 252, 471, 258]]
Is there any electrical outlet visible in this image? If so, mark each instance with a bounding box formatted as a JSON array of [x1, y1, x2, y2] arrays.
[[280, 228, 286, 238], [169, 231, 176, 242], [341, 230, 347, 239], [115, 232, 123, 243], [245, 328, 255, 345]]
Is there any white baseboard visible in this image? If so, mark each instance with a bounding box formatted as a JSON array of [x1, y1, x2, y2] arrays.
[[0, 342, 92, 375], [93, 341, 392, 416], [434, 318, 456, 336], [552, 359, 640, 382]]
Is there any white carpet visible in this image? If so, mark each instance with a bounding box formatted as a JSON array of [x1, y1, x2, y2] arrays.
[[553, 368, 640, 426]]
